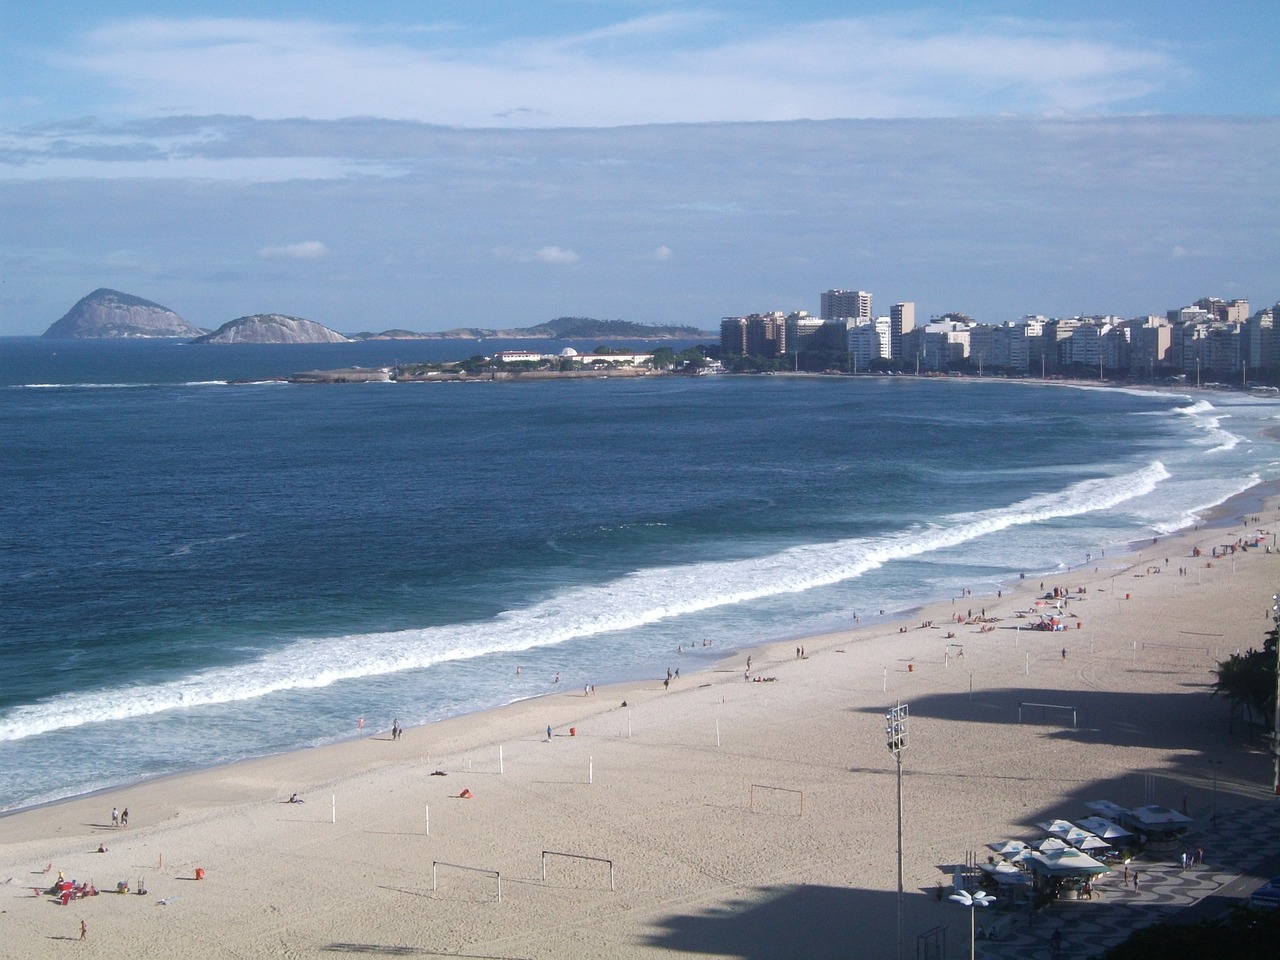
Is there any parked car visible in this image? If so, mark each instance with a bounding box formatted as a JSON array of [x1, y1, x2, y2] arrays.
[[1249, 877, 1280, 909]]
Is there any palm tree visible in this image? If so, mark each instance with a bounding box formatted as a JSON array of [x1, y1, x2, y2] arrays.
[[1212, 626, 1277, 735]]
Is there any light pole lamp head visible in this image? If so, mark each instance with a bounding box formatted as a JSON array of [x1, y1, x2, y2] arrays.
[[949, 890, 996, 908]]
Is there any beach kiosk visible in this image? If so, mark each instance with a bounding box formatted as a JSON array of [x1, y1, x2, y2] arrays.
[[1026, 847, 1110, 900], [1117, 805, 1193, 854]]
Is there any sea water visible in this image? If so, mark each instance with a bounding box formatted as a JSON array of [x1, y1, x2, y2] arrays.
[[2, 337, 1279, 812]]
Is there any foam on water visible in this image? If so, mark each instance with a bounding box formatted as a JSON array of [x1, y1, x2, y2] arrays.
[[0, 459, 1169, 745]]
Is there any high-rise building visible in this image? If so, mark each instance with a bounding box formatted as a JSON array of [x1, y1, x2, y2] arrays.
[[889, 303, 915, 360], [821, 290, 872, 322], [721, 313, 789, 358], [720, 317, 749, 356]]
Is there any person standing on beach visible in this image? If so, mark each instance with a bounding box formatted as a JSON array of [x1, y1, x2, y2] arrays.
[[546, 725, 552, 741], [120, 808, 128, 828], [80, 919, 87, 941], [111, 807, 119, 828]]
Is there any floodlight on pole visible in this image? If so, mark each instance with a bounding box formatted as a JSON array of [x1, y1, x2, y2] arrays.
[[948, 889, 995, 960], [885, 701, 909, 960]]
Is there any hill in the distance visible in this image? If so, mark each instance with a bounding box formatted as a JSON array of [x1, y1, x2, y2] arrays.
[[44, 292, 715, 342], [42, 289, 205, 339], [355, 317, 715, 340]]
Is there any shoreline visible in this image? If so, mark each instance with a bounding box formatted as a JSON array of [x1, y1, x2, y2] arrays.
[[6, 472, 1277, 824], [4, 483, 1280, 956]]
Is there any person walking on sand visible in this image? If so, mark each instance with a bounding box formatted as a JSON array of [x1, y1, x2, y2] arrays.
[[546, 725, 552, 741], [80, 919, 87, 941], [111, 807, 119, 828], [120, 807, 128, 828]]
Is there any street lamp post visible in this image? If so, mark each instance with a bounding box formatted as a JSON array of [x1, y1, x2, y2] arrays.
[[886, 701, 909, 960], [1271, 595, 1280, 794], [948, 889, 996, 960]]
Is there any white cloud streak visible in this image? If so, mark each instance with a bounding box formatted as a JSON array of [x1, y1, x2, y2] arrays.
[[259, 240, 329, 260], [54, 13, 1177, 127]]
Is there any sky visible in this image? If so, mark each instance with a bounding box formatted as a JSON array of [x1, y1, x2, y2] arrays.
[[2, 1, 1278, 335]]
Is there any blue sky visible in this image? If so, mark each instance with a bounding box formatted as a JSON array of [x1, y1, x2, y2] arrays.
[[2, 2, 1277, 334]]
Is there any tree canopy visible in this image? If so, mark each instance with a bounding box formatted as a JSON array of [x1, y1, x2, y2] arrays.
[[1212, 623, 1278, 732]]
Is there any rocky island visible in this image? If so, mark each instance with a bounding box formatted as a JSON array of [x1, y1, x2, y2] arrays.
[[192, 314, 351, 345], [41, 288, 204, 339]]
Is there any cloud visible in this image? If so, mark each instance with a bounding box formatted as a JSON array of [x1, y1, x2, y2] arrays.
[[4, 117, 1277, 336], [531, 246, 580, 265], [259, 240, 329, 260], [652, 246, 672, 261], [492, 244, 581, 265], [48, 13, 1180, 127]]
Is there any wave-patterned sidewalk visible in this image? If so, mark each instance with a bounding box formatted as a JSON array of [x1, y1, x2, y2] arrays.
[[976, 801, 1280, 959]]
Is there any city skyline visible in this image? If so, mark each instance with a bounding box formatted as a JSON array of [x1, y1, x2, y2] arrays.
[[2, 2, 1278, 336]]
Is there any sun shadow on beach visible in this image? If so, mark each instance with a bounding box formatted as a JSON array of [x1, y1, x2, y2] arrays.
[[855, 684, 1257, 756], [645, 884, 925, 959], [854, 684, 1272, 827]]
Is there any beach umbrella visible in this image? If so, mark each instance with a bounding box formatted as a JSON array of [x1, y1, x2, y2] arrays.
[[1037, 819, 1076, 838], [1074, 835, 1112, 852], [1062, 826, 1096, 845], [1076, 816, 1133, 840], [1036, 837, 1069, 852], [1084, 800, 1128, 820], [987, 840, 1029, 856]]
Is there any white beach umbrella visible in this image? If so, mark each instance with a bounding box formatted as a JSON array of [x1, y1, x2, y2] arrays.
[[1038, 819, 1076, 838], [987, 840, 1029, 856], [1063, 826, 1096, 845], [1076, 816, 1133, 840], [1074, 835, 1112, 852]]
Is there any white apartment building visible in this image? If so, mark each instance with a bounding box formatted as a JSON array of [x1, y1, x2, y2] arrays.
[[847, 317, 892, 367]]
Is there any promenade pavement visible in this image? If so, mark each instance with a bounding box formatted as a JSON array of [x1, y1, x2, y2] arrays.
[[971, 800, 1280, 959]]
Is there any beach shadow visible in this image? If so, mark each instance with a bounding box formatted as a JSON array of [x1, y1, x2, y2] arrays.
[[854, 685, 1273, 832], [645, 884, 931, 959]]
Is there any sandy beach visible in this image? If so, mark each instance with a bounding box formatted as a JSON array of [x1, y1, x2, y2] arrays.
[[4, 489, 1280, 958]]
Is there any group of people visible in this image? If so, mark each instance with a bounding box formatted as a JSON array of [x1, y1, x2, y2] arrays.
[[110, 806, 129, 828], [391, 719, 403, 740], [48, 875, 98, 905]]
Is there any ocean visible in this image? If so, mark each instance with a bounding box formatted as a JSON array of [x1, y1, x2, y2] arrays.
[[2, 336, 1278, 812]]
